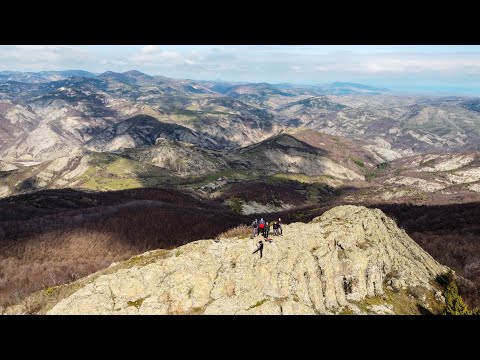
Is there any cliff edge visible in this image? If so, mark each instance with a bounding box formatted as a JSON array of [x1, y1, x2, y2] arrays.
[[41, 205, 448, 315]]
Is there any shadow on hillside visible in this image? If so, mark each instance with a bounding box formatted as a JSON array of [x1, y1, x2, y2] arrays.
[[0, 187, 252, 305], [237, 133, 330, 157], [2, 186, 480, 310], [417, 304, 434, 315], [244, 185, 362, 224]]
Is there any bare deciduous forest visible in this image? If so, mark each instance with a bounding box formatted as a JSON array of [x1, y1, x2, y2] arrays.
[[1, 188, 479, 309]]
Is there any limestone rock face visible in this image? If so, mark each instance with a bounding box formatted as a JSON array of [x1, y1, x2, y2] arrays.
[[47, 205, 447, 315]]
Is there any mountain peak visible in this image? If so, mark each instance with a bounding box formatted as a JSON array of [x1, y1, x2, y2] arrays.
[[98, 70, 119, 77], [45, 205, 447, 315], [123, 70, 152, 78]]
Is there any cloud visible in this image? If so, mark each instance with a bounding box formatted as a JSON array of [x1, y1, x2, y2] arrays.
[[131, 46, 184, 64], [360, 55, 480, 73], [127, 46, 480, 85], [100, 59, 129, 66], [141, 45, 160, 54], [0, 45, 92, 71], [2, 45, 480, 91]]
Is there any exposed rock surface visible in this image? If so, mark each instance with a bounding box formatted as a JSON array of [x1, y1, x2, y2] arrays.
[[47, 205, 447, 315]]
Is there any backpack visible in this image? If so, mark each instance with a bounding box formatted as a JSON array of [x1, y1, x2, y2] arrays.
[[259, 223, 265, 229]]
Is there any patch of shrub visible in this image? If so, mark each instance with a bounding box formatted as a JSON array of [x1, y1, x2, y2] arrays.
[[230, 197, 243, 213], [436, 271, 455, 288], [350, 158, 365, 168], [436, 270, 474, 315], [216, 224, 251, 240], [444, 282, 472, 315], [365, 162, 390, 181]]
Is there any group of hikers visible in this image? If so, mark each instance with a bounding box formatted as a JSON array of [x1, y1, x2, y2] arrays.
[[251, 217, 283, 258], [251, 217, 282, 239]]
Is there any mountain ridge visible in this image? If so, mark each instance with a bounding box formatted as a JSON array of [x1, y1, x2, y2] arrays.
[[3, 205, 448, 315], [46, 206, 447, 314], [1, 69, 480, 314]]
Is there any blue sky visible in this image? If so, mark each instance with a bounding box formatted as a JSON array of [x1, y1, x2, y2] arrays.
[[1, 45, 480, 94]]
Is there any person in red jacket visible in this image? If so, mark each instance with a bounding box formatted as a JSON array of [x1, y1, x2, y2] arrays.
[[258, 218, 265, 236]]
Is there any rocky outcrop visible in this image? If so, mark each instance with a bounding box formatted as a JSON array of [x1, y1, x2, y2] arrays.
[[47, 205, 447, 315], [85, 115, 222, 152]]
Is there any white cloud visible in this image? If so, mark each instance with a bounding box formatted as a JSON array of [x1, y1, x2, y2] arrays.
[[358, 54, 480, 73], [141, 45, 160, 54], [131, 46, 184, 64], [100, 59, 129, 66], [1, 45, 480, 90], [0, 45, 92, 71], [128, 46, 480, 84]]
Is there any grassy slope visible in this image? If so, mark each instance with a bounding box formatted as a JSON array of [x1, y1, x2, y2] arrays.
[[80, 153, 173, 191]]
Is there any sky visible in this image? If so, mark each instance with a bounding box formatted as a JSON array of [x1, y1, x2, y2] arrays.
[[1, 45, 480, 94]]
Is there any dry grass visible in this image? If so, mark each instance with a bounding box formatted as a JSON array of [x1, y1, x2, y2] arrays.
[[216, 224, 251, 240]]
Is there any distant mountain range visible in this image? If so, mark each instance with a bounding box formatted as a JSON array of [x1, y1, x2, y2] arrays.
[[0, 70, 97, 83], [0, 70, 390, 94], [2, 69, 480, 200], [3, 70, 480, 314]]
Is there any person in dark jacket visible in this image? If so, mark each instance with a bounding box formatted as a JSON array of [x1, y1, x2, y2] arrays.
[[278, 218, 283, 235], [251, 219, 258, 238], [252, 240, 264, 258], [272, 221, 278, 236], [264, 221, 271, 239]]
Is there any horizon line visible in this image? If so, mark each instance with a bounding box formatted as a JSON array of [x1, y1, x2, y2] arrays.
[[1, 68, 480, 97]]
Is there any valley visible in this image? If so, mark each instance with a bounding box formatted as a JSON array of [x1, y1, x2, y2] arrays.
[[1, 70, 480, 313]]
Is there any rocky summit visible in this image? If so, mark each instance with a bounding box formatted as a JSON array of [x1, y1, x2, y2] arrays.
[[45, 206, 447, 315]]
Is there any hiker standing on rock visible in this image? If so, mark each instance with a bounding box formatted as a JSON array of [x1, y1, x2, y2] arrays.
[[251, 218, 258, 238], [272, 221, 278, 236], [252, 240, 264, 258], [264, 221, 271, 239], [278, 218, 283, 235], [270, 220, 277, 235], [258, 218, 265, 237]]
